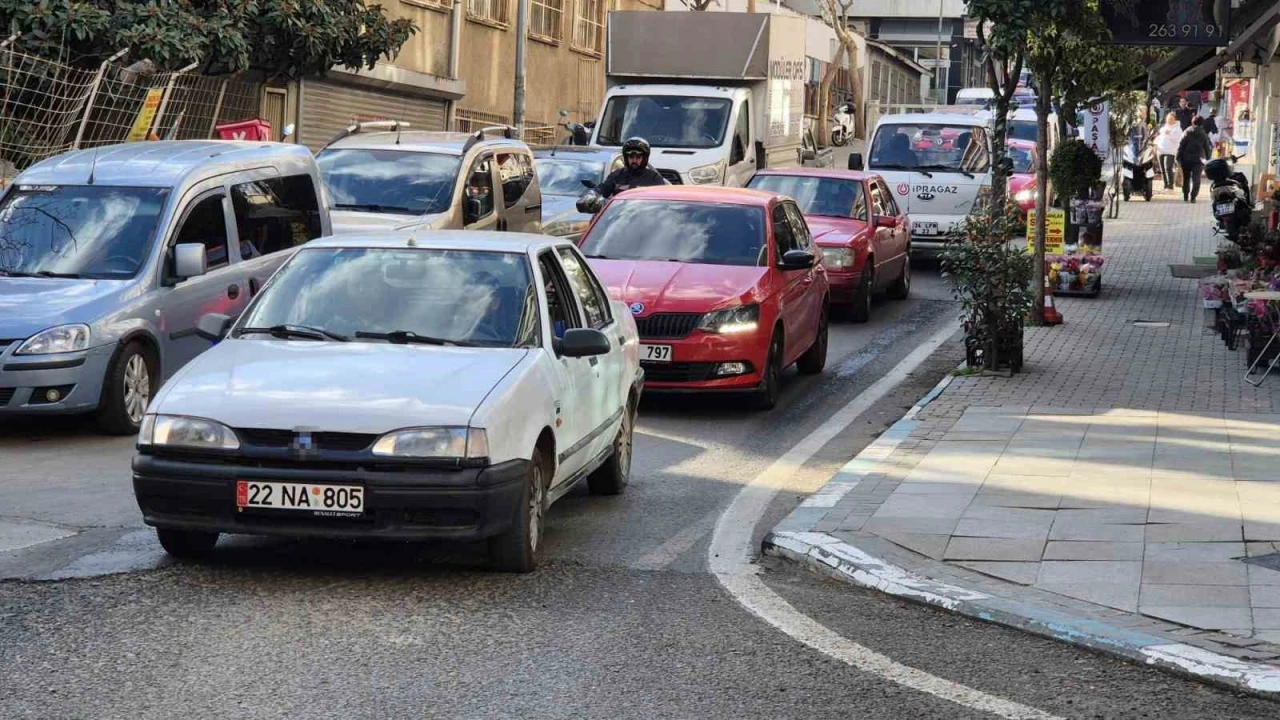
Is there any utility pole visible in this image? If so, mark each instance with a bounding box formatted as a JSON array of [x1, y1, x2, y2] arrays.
[[513, 0, 528, 137], [935, 0, 945, 103]]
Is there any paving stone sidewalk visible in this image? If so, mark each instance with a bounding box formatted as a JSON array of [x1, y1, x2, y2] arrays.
[[768, 188, 1280, 683]]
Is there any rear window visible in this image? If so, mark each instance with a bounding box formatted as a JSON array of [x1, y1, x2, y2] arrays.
[[1008, 120, 1037, 143], [747, 174, 867, 220], [317, 149, 460, 216], [580, 199, 766, 267]]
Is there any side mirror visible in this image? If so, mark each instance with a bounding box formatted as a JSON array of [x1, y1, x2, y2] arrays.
[[558, 328, 610, 358], [875, 215, 898, 229], [282, 123, 295, 140], [848, 153, 864, 171], [173, 243, 207, 280], [464, 197, 484, 225], [780, 248, 816, 270], [559, 109, 569, 118], [195, 313, 232, 342]]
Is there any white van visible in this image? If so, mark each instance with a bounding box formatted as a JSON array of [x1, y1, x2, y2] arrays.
[[1007, 108, 1059, 155], [955, 88, 995, 108], [850, 112, 993, 256]]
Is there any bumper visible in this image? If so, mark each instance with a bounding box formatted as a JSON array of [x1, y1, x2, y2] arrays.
[[639, 329, 768, 391], [0, 343, 113, 415], [133, 453, 530, 541], [825, 268, 865, 303]]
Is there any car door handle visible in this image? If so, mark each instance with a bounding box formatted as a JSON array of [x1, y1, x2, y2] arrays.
[[227, 284, 240, 300], [525, 203, 541, 213]]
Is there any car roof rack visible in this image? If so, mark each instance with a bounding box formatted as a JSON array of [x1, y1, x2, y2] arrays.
[[323, 120, 411, 149], [461, 125, 517, 154]]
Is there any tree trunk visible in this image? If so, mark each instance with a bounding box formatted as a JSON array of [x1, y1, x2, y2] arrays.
[[1031, 67, 1053, 325], [817, 43, 846, 147], [985, 51, 1023, 217], [847, 45, 865, 139]]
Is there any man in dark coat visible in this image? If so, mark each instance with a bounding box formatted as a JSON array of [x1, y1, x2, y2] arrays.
[[1175, 97, 1196, 130], [1177, 116, 1213, 202]]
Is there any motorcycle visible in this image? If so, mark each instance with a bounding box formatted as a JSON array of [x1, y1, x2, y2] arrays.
[[830, 104, 854, 148], [557, 109, 593, 146], [1206, 155, 1253, 242], [1121, 142, 1157, 202]]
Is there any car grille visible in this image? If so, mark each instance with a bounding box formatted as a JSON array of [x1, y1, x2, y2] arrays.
[[641, 361, 719, 383], [635, 313, 702, 340], [0, 388, 14, 405], [657, 169, 682, 184], [235, 428, 379, 452]]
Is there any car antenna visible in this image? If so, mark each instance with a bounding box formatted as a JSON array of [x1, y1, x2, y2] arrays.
[[86, 146, 100, 185], [395, 120, 403, 145]]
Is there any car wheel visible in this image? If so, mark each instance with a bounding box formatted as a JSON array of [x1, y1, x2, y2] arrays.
[[155, 527, 218, 560], [489, 448, 547, 573], [886, 254, 911, 300], [851, 265, 873, 324], [96, 342, 157, 436], [1143, 186, 1153, 202], [796, 303, 828, 375], [752, 330, 783, 411], [588, 400, 634, 496]]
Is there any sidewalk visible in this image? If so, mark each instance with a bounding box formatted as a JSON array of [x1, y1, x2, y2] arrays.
[[767, 187, 1280, 695]]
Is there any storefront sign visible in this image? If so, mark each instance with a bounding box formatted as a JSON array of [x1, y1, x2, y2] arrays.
[[1099, 0, 1230, 47], [1082, 101, 1110, 162], [126, 88, 165, 142], [1026, 208, 1065, 254]]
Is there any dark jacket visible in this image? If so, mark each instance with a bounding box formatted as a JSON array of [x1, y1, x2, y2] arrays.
[[597, 165, 668, 198], [1175, 107, 1195, 130], [1203, 115, 1219, 135], [1177, 128, 1212, 167]]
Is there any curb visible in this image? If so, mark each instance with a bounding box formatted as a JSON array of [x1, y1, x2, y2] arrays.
[[762, 370, 1280, 698]]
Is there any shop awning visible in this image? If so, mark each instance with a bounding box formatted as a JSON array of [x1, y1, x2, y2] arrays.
[[1223, 3, 1280, 62], [1152, 47, 1220, 93]]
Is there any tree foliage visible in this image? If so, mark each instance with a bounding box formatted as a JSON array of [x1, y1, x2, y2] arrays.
[[0, 0, 417, 80]]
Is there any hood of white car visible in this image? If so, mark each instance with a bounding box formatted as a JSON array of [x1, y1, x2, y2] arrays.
[[153, 339, 529, 433]]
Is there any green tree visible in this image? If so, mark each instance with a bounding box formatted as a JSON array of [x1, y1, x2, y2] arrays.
[[0, 0, 416, 80]]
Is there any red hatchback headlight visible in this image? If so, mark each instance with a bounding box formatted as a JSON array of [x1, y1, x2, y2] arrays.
[[697, 304, 760, 334]]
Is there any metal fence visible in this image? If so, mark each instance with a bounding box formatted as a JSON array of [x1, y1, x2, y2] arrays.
[[453, 107, 559, 148], [0, 36, 262, 181]]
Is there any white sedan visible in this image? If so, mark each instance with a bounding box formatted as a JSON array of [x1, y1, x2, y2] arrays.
[[132, 232, 643, 572]]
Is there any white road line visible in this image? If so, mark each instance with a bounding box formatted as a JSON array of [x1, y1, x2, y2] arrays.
[[630, 507, 722, 571], [708, 323, 1064, 720]]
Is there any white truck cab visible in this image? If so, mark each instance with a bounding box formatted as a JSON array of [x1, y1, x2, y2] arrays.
[[851, 112, 993, 256]]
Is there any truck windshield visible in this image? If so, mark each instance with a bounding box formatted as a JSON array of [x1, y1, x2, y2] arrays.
[[869, 123, 990, 174], [747, 175, 866, 220], [597, 96, 733, 149], [317, 149, 461, 215], [581, 200, 765, 267], [0, 185, 169, 279]]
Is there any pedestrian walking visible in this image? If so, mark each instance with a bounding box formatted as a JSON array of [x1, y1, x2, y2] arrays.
[[1175, 97, 1196, 130], [1154, 112, 1183, 190], [1177, 115, 1213, 202]]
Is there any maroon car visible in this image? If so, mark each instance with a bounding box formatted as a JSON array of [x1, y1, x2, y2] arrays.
[[747, 169, 911, 322]]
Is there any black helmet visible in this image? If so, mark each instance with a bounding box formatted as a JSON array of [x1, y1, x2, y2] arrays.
[[621, 137, 651, 168]]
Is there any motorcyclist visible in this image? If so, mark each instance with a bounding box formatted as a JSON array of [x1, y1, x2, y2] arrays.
[[595, 137, 667, 198]]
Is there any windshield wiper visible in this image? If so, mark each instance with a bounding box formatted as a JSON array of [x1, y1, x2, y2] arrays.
[[332, 203, 417, 214], [355, 330, 474, 347], [917, 164, 974, 179], [0, 269, 82, 278], [240, 324, 349, 342]]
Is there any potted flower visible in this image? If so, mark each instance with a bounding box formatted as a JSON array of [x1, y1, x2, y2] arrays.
[[1050, 140, 1104, 247]]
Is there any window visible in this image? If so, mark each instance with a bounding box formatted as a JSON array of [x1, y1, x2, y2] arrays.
[[317, 149, 462, 216], [468, 0, 510, 27], [853, 183, 869, 220], [557, 247, 612, 329], [530, 0, 564, 42], [771, 204, 795, 259], [496, 153, 534, 208], [732, 101, 750, 165], [230, 176, 322, 259], [538, 251, 581, 340], [868, 183, 888, 217], [581, 200, 767, 268], [876, 181, 900, 216], [571, 0, 605, 55], [174, 193, 230, 270], [465, 157, 496, 221], [783, 203, 810, 250], [402, 0, 451, 11], [746, 174, 865, 220]]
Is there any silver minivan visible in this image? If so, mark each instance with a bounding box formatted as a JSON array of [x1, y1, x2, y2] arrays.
[[0, 141, 330, 434]]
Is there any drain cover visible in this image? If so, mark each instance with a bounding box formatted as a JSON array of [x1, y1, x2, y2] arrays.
[[1243, 553, 1280, 572], [1132, 320, 1171, 328]]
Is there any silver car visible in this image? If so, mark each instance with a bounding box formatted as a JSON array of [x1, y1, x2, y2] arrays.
[[0, 141, 331, 434]]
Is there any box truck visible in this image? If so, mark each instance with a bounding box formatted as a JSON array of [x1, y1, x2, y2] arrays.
[[591, 11, 808, 187]]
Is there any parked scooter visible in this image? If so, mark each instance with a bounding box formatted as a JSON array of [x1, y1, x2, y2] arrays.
[[557, 109, 594, 146], [1206, 155, 1253, 242], [830, 104, 854, 148], [1121, 141, 1157, 202]]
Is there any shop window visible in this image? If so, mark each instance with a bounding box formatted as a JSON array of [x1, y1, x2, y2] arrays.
[[530, 0, 564, 43], [572, 0, 604, 55]]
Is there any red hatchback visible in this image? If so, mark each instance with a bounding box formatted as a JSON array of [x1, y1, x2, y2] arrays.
[[748, 169, 910, 322], [578, 186, 829, 410], [1007, 139, 1039, 221]]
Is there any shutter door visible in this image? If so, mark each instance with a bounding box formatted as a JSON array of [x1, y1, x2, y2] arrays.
[[299, 78, 448, 151]]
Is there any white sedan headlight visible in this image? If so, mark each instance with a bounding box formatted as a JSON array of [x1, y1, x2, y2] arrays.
[[15, 324, 90, 355], [140, 414, 240, 450], [372, 427, 489, 459], [688, 162, 725, 185], [821, 247, 855, 270], [1014, 189, 1037, 202]]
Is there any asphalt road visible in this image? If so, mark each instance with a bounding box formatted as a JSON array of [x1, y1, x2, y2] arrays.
[[2, 265, 1277, 719]]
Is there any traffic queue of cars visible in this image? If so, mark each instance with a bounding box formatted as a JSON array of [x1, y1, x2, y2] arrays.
[[0, 123, 915, 571]]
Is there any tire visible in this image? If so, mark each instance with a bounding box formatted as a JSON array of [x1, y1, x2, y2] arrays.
[[1143, 185, 1153, 202], [96, 341, 157, 436], [155, 528, 218, 560], [851, 264, 873, 324], [488, 448, 548, 573], [1122, 180, 1131, 201], [832, 130, 847, 147], [797, 302, 828, 375], [752, 330, 784, 411], [588, 400, 634, 496], [886, 254, 911, 300]]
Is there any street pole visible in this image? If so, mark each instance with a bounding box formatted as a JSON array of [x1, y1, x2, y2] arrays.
[[513, 0, 528, 138], [935, 0, 944, 104]]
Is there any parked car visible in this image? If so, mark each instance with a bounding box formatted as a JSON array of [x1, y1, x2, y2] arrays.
[[1007, 139, 1040, 222], [579, 185, 828, 409], [133, 231, 642, 573], [747, 169, 910, 322], [0, 140, 329, 434], [317, 122, 542, 235], [534, 146, 621, 241]]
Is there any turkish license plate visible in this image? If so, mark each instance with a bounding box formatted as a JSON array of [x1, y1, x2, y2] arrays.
[[913, 222, 939, 236], [1215, 203, 1234, 216], [640, 344, 672, 362], [236, 480, 364, 516]]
